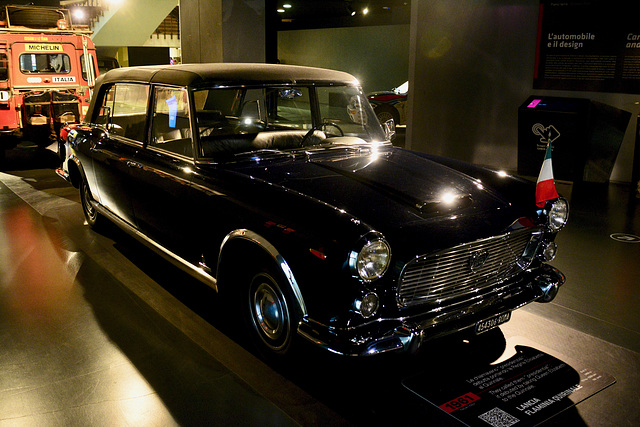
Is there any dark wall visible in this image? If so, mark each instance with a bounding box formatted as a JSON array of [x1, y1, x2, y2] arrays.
[[407, 0, 638, 182], [180, 0, 265, 63], [407, 1, 545, 170], [127, 47, 170, 66], [278, 25, 410, 94]]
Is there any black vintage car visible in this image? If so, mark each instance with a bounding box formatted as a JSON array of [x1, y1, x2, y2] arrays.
[[57, 63, 568, 357]]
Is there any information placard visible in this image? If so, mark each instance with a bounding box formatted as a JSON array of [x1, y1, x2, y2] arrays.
[[534, 1, 640, 94], [403, 345, 615, 426]]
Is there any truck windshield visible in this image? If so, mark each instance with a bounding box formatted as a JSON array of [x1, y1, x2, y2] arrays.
[[19, 53, 71, 74]]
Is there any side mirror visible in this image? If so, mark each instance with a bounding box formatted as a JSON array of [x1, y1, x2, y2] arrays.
[[383, 118, 396, 141], [107, 122, 124, 136]]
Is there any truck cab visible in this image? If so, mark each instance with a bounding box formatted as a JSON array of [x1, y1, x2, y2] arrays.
[[0, 5, 97, 153]]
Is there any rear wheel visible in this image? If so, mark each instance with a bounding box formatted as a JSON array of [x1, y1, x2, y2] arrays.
[[80, 177, 104, 229], [245, 268, 301, 357]]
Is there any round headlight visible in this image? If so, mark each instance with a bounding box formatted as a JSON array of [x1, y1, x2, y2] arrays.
[[356, 239, 391, 281], [548, 198, 569, 231]]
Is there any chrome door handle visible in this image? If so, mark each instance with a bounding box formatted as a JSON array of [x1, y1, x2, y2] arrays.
[[126, 161, 143, 169]]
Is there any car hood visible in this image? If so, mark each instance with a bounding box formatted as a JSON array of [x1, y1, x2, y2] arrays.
[[229, 145, 533, 253]]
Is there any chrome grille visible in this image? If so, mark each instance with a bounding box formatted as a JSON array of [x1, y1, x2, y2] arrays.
[[398, 228, 540, 307]]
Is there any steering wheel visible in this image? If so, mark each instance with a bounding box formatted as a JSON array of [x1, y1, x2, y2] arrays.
[[301, 119, 344, 146]]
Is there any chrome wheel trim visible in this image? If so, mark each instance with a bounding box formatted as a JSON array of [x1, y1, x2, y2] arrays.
[[249, 273, 290, 351]]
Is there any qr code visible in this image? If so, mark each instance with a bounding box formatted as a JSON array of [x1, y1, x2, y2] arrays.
[[478, 407, 520, 427]]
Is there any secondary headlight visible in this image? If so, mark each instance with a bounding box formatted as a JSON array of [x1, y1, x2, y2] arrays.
[[548, 197, 569, 231], [352, 238, 391, 281]]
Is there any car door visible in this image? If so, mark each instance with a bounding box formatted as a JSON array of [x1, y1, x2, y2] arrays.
[[129, 85, 200, 263], [87, 82, 149, 226]]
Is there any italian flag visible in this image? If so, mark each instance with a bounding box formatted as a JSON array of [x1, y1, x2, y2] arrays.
[[535, 143, 559, 208]]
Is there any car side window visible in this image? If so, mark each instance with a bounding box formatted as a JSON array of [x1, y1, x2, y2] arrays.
[[150, 86, 193, 157], [94, 85, 114, 126], [96, 83, 149, 142]]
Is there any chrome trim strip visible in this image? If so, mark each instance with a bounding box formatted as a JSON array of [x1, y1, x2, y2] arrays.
[[220, 229, 308, 316], [92, 201, 218, 291]]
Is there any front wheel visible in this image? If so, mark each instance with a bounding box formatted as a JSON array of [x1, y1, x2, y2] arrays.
[[246, 269, 301, 356]]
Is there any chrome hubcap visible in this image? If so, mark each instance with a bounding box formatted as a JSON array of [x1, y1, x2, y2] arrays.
[[250, 273, 290, 351], [253, 282, 285, 340]]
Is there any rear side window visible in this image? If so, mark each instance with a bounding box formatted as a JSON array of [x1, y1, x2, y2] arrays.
[[150, 86, 193, 157], [20, 53, 71, 74], [95, 83, 149, 142]]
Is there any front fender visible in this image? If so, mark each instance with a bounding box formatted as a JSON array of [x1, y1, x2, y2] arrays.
[[217, 229, 308, 317]]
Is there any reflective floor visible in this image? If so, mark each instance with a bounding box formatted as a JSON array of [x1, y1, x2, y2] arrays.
[[1, 144, 639, 426]]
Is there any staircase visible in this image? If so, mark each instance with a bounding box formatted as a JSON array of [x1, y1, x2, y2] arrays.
[[62, 0, 179, 47]]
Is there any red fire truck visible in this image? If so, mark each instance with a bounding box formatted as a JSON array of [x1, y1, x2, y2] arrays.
[[0, 5, 97, 157]]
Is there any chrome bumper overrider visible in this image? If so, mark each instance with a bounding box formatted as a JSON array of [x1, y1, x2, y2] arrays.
[[297, 264, 565, 357]]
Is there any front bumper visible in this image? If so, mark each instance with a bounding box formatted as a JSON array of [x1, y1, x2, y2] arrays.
[[297, 264, 565, 356]]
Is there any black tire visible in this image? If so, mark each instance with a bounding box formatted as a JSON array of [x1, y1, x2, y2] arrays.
[[80, 177, 104, 229], [245, 268, 301, 357], [57, 139, 66, 162]]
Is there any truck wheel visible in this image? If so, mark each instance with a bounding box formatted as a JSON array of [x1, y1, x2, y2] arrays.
[[245, 268, 301, 357]]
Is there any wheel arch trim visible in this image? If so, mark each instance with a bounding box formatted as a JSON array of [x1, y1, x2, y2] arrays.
[[219, 229, 308, 317], [66, 153, 85, 189]]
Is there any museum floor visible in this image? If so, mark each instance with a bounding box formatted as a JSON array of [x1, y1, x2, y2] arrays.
[[0, 143, 638, 426]]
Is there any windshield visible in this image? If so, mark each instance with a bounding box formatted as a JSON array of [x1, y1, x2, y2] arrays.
[[20, 53, 71, 74], [194, 84, 387, 158]]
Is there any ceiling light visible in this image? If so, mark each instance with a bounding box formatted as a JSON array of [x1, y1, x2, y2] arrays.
[[72, 8, 85, 20], [362, 7, 369, 15], [346, 2, 356, 16], [283, 3, 292, 8], [277, 8, 285, 13]]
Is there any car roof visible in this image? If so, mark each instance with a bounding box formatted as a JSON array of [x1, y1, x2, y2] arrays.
[[95, 63, 359, 88]]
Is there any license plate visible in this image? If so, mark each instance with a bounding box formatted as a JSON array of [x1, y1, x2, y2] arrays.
[[475, 311, 511, 334]]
